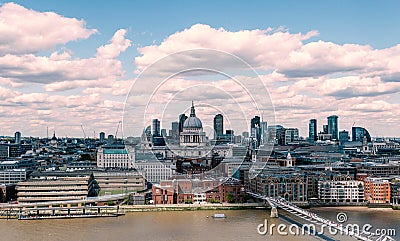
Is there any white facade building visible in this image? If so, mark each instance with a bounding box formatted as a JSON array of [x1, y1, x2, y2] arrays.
[[133, 161, 175, 183], [318, 180, 365, 203], [96, 145, 135, 169]]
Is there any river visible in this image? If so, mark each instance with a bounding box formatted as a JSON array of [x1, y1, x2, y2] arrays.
[[0, 207, 398, 241]]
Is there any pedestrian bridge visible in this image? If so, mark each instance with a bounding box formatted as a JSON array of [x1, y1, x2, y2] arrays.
[[247, 192, 395, 241]]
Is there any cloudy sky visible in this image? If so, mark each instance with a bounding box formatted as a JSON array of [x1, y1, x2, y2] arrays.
[[1, 1, 400, 138]]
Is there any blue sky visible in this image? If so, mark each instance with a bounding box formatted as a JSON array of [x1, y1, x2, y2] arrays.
[[9, 0, 400, 48], [0, 1, 400, 137]]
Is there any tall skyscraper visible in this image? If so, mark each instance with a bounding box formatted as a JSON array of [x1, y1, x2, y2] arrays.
[[251, 116, 261, 147], [152, 119, 160, 137], [327, 115, 338, 140], [171, 122, 179, 140], [308, 119, 317, 143], [260, 121, 268, 145], [213, 114, 223, 139], [14, 131, 21, 144], [178, 114, 188, 133], [99, 132, 105, 143]]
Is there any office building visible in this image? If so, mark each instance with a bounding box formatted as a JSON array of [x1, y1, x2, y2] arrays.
[[93, 170, 146, 195], [99, 132, 105, 143], [96, 145, 135, 169], [250, 116, 261, 147], [0, 169, 27, 184], [16, 171, 96, 203], [339, 130, 349, 145], [285, 128, 299, 145], [152, 119, 161, 137], [260, 121, 268, 145], [171, 122, 179, 140], [134, 160, 175, 183], [308, 119, 317, 143], [352, 127, 372, 142], [213, 114, 224, 139], [14, 131, 21, 144], [178, 114, 188, 133], [107, 135, 115, 145], [327, 115, 338, 140]]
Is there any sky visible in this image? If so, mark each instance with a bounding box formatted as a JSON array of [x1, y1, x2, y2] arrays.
[[1, 1, 400, 138]]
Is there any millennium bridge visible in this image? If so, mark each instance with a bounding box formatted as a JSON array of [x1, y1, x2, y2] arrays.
[[247, 192, 395, 241]]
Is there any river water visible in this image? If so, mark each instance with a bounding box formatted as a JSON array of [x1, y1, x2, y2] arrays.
[[0, 207, 398, 241]]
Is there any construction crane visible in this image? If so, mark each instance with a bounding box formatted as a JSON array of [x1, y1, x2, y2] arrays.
[[115, 121, 122, 139], [81, 125, 86, 140]]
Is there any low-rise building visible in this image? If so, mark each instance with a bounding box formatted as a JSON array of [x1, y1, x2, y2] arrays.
[[152, 178, 245, 204], [93, 170, 146, 195], [16, 171, 96, 203], [390, 178, 400, 206], [364, 177, 391, 204], [0, 169, 27, 184], [318, 180, 364, 204], [134, 160, 175, 183], [96, 145, 134, 169], [248, 172, 308, 202]]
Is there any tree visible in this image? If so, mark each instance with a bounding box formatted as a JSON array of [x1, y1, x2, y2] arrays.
[[227, 193, 235, 203]]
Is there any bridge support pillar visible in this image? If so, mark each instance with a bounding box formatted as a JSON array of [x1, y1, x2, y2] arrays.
[[270, 207, 278, 218]]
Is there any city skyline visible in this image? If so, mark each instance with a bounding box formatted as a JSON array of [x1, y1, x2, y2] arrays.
[[1, 1, 400, 137]]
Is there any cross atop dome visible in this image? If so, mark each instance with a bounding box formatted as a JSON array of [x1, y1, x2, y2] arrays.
[[190, 100, 196, 117]]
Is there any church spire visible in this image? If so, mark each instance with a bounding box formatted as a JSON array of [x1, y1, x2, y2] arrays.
[[190, 101, 196, 117]]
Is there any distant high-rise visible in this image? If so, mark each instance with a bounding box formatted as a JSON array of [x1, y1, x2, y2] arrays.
[[99, 132, 105, 143], [352, 127, 371, 142], [178, 114, 188, 133], [285, 128, 299, 145], [213, 114, 223, 139], [14, 131, 21, 144], [327, 115, 338, 140], [339, 130, 349, 145], [171, 122, 179, 140], [107, 135, 114, 145], [161, 129, 167, 137], [260, 121, 268, 145], [152, 119, 160, 137], [308, 119, 317, 143], [323, 125, 328, 134], [251, 116, 261, 147]]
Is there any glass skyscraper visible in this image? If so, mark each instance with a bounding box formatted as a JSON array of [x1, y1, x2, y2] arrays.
[[327, 115, 338, 140], [309, 119, 317, 143], [352, 127, 371, 142], [213, 114, 223, 139]]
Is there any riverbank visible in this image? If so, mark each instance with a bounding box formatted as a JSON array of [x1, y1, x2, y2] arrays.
[[119, 202, 265, 212]]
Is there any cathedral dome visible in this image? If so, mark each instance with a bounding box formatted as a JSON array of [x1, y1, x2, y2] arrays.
[[183, 116, 202, 129], [183, 101, 202, 129]]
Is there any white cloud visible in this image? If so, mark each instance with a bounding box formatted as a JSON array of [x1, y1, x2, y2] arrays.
[[96, 29, 131, 59], [0, 2, 97, 55]]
